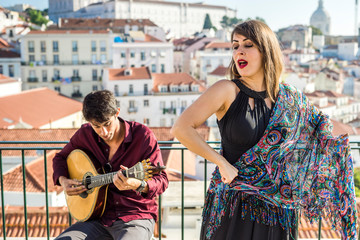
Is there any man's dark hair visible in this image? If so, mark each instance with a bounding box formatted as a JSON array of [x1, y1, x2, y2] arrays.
[[82, 90, 118, 123]]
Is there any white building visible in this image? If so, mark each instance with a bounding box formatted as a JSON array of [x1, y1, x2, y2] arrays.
[[338, 42, 358, 61], [20, 29, 113, 99], [0, 7, 21, 34], [103, 67, 206, 127], [277, 25, 313, 49], [192, 41, 232, 81], [0, 45, 21, 80], [310, 0, 331, 35], [48, 0, 236, 38], [112, 31, 174, 73], [0, 74, 21, 97]]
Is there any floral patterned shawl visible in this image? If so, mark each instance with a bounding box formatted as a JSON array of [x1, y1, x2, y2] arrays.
[[203, 83, 357, 239]]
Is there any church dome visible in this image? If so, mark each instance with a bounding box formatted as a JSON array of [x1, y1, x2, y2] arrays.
[[310, 0, 331, 35]]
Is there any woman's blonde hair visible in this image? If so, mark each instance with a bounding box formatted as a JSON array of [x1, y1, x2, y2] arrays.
[[228, 20, 284, 102]]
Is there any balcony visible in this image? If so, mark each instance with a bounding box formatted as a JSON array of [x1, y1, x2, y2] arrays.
[[51, 76, 61, 82], [0, 140, 358, 239], [71, 91, 83, 98], [21, 60, 112, 66], [128, 107, 138, 113], [27, 77, 38, 83], [71, 76, 81, 82], [162, 108, 176, 114]]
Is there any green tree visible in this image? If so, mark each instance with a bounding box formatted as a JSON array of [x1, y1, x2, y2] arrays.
[[310, 25, 323, 36], [26, 8, 49, 26], [203, 13, 213, 30], [354, 168, 360, 197]]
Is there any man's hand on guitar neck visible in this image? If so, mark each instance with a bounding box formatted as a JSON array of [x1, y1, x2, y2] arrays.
[[113, 165, 149, 193], [59, 176, 87, 196]]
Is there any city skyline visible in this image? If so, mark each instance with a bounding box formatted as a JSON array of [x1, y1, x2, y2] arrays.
[[3, 0, 359, 36]]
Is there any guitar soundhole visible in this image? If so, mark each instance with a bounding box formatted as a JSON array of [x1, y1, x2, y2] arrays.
[[79, 191, 88, 198]]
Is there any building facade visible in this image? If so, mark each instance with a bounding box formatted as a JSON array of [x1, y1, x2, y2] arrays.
[[20, 29, 113, 99], [48, 0, 236, 38]]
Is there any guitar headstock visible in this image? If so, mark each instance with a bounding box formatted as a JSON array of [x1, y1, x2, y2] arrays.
[[141, 159, 166, 181]]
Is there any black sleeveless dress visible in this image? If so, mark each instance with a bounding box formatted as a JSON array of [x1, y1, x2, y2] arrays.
[[200, 79, 297, 240]]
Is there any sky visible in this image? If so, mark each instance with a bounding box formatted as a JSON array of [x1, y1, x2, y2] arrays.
[[4, 0, 358, 36]]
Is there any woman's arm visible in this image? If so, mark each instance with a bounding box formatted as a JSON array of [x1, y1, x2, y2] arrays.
[[171, 80, 238, 183]]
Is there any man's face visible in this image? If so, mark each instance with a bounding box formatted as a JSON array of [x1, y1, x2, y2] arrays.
[[89, 115, 119, 142]]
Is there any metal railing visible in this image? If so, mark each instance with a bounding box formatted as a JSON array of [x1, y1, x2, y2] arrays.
[[0, 140, 359, 240]]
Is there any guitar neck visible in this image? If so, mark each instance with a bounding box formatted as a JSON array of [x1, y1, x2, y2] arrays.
[[86, 164, 145, 189]]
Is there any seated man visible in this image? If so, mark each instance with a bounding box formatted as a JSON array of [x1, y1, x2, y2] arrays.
[[53, 90, 168, 240]]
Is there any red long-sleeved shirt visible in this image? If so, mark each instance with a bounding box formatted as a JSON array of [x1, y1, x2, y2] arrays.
[[53, 117, 168, 226]]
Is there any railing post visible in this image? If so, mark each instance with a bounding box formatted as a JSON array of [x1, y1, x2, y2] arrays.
[[0, 150, 6, 240], [318, 217, 322, 240], [204, 159, 207, 200], [44, 150, 50, 240], [181, 149, 184, 240], [21, 150, 29, 239], [158, 194, 162, 240]]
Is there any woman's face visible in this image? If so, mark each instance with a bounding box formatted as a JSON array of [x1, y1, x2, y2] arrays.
[[232, 33, 264, 82]]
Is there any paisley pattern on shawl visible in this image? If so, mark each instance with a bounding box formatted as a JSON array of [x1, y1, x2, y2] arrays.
[[202, 83, 357, 240]]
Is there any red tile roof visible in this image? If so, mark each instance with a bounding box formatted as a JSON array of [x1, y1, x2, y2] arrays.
[[3, 150, 62, 193], [205, 41, 232, 49], [0, 205, 75, 238], [209, 65, 227, 76], [0, 49, 20, 58], [0, 74, 17, 84], [331, 119, 359, 136], [53, 18, 157, 30], [0, 88, 82, 129], [108, 67, 151, 80], [28, 30, 110, 35], [0, 38, 11, 49], [152, 73, 206, 92]]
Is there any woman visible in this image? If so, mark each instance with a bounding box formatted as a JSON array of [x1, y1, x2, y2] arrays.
[[171, 20, 357, 240]]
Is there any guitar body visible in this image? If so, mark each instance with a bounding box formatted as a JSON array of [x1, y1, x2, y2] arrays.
[[65, 149, 165, 222], [66, 149, 107, 222]]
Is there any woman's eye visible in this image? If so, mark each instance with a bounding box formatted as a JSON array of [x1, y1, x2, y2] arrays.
[[245, 44, 253, 48], [232, 46, 238, 50]]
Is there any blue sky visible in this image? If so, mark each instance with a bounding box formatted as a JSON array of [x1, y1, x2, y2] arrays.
[[3, 0, 357, 36]]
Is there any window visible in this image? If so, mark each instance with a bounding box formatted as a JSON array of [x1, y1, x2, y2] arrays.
[[160, 118, 166, 126], [53, 41, 59, 52], [41, 55, 46, 64], [92, 54, 97, 64], [40, 41, 46, 52], [8, 65, 14, 77], [130, 51, 135, 58], [92, 69, 98, 81], [28, 41, 34, 52], [151, 64, 156, 73], [160, 86, 167, 92], [141, 51, 145, 61], [144, 84, 148, 95], [121, 51, 126, 58], [129, 100, 135, 108], [114, 85, 119, 96], [171, 100, 176, 108], [171, 86, 178, 92], [42, 70, 47, 82], [53, 55, 59, 64], [91, 41, 96, 52], [53, 69, 60, 80], [129, 84, 134, 94], [54, 86, 61, 92], [72, 41, 78, 52], [160, 101, 165, 109], [144, 99, 149, 107], [100, 40, 106, 52], [100, 54, 107, 63], [72, 54, 79, 64], [29, 55, 35, 62], [93, 85, 98, 91], [73, 69, 79, 77], [143, 118, 150, 125], [0, 65, 2, 74], [161, 64, 165, 73]]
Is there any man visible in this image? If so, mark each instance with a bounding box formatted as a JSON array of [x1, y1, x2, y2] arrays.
[[53, 90, 168, 240]]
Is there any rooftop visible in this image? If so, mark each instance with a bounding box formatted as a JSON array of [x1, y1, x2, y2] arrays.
[[108, 66, 152, 80]]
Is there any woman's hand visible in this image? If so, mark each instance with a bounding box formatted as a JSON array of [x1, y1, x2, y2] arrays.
[[59, 176, 87, 196], [218, 161, 238, 184]]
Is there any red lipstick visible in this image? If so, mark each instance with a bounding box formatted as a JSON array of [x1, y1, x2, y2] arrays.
[[238, 59, 248, 69]]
